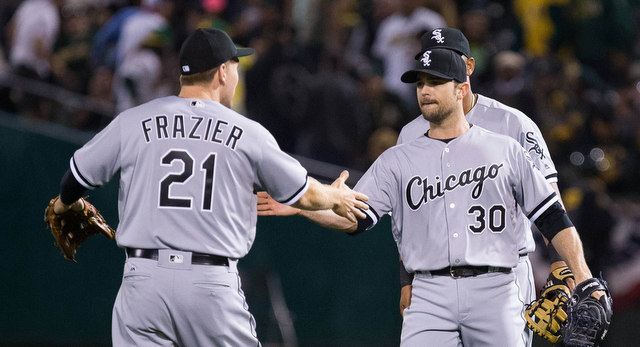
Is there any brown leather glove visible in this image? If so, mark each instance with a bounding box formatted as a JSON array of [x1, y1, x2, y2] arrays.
[[44, 196, 115, 262]]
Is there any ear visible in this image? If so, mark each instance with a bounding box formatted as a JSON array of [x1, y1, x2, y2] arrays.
[[465, 57, 476, 76], [457, 82, 470, 100], [217, 63, 227, 84]]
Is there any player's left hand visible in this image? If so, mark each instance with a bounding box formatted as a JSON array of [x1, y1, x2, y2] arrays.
[[257, 191, 301, 216], [44, 196, 116, 262]]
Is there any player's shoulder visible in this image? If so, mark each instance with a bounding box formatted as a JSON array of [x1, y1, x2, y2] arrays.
[[469, 124, 521, 147], [398, 115, 428, 143], [117, 95, 178, 117], [474, 94, 537, 127]]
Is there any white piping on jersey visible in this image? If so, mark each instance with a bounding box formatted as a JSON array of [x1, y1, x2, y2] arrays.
[[279, 177, 310, 206], [363, 205, 379, 229], [69, 156, 95, 189], [528, 194, 559, 223]]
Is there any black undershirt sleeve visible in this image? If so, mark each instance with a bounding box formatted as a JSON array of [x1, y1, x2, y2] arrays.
[[59, 169, 88, 204], [534, 201, 574, 242], [347, 209, 374, 236]]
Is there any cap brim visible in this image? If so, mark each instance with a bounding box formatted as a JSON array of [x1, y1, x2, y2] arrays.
[[401, 69, 456, 83], [236, 47, 254, 57]]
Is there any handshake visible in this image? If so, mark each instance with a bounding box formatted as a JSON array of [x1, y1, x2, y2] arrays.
[[258, 170, 369, 230]]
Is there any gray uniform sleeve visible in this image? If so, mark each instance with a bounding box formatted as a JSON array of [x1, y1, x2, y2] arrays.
[[517, 117, 558, 182], [257, 130, 309, 205], [510, 144, 559, 222], [71, 117, 122, 188], [354, 151, 397, 227]]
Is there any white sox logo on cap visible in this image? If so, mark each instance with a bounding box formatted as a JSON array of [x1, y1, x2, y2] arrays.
[[420, 50, 432, 67], [431, 29, 444, 43]]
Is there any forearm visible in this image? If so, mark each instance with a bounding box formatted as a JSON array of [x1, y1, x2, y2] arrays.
[[291, 177, 338, 211], [550, 227, 593, 283], [298, 209, 357, 232]]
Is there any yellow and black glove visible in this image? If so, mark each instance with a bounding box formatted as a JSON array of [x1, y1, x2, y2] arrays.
[[525, 266, 574, 343]]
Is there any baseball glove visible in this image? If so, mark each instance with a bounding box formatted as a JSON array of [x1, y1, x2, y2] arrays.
[[44, 196, 116, 262], [525, 266, 574, 343], [564, 276, 613, 347]]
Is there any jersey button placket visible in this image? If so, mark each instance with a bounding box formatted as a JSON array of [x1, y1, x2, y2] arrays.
[[442, 145, 458, 267]]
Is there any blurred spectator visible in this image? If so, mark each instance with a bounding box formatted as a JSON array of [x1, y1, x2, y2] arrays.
[[68, 65, 114, 131], [359, 73, 411, 133], [8, 0, 62, 80], [244, 22, 310, 153], [114, 0, 174, 66], [371, 0, 445, 113], [6, 0, 63, 120], [90, 3, 140, 70], [365, 126, 398, 167], [113, 27, 175, 112], [51, 1, 96, 93], [458, 4, 493, 84], [481, 50, 537, 120], [295, 52, 371, 166]]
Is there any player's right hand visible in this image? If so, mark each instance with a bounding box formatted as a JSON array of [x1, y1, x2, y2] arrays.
[[400, 285, 412, 317], [331, 170, 369, 223]]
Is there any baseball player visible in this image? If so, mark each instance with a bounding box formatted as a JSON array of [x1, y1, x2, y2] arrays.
[[396, 27, 574, 345], [50, 28, 368, 346], [277, 47, 603, 346]]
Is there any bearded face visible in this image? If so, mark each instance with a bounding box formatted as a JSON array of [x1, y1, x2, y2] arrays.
[[416, 74, 459, 125]]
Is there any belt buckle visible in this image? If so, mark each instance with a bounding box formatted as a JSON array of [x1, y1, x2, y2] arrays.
[[449, 267, 462, 279]]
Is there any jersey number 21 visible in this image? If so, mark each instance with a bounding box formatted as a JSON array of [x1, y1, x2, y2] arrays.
[[159, 149, 216, 211]]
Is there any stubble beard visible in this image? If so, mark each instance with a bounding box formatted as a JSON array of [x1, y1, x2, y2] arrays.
[[421, 101, 456, 125]]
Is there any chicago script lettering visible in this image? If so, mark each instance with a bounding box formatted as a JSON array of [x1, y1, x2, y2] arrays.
[[406, 163, 504, 210]]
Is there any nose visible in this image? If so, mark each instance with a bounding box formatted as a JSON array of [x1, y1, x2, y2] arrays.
[[417, 84, 431, 95]]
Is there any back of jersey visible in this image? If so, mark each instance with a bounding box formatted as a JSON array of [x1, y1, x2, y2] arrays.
[[71, 96, 308, 258]]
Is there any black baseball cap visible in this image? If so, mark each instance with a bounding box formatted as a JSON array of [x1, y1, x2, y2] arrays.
[[179, 28, 254, 75], [414, 27, 470, 59], [401, 48, 467, 83]]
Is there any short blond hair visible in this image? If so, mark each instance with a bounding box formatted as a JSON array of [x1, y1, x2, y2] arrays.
[[179, 66, 219, 86]]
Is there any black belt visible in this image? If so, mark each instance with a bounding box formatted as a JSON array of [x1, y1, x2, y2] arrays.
[[126, 248, 229, 266], [419, 265, 511, 278]]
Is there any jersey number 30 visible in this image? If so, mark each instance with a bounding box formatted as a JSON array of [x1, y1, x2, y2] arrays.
[[468, 205, 506, 233], [159, 150, 216, 211]]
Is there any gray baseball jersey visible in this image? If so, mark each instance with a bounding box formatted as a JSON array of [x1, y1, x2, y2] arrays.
[[356, 125, 558, 272], [397, 94, 556, 255], [70, 96, 309, 258]]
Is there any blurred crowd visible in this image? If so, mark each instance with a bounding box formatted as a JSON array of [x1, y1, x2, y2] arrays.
[[1, 0, 640, 306]]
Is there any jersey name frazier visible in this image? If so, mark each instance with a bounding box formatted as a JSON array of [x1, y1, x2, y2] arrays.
[[405, 162, 504, 210], [141, 114, 244, 150]]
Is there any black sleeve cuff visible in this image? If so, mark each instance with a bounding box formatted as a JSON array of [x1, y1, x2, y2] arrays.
[[60, 169, 88, 204], [347, 210, 374, 236], [534, 201, 574, 242]]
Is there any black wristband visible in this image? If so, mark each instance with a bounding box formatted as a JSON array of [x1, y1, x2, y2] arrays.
[[399, 261, 414, 287]]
